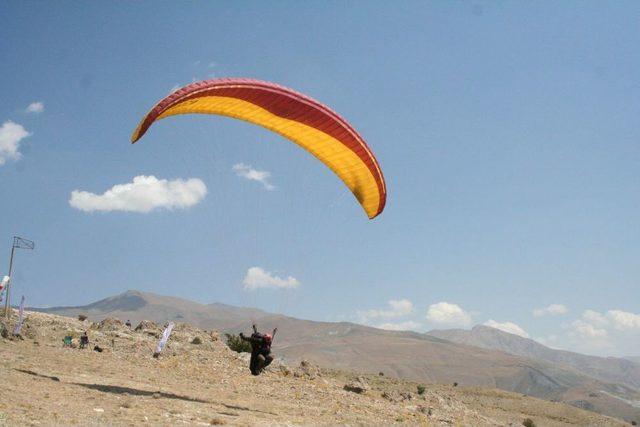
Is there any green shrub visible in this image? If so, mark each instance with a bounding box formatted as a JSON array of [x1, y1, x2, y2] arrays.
[[191, 336, 202, 345], [417, 385, 426, 395], [224, 333, 251, 353], [78, 314, 88, 321], [522, 418, 535, 427], [0, 323, 8, 339]]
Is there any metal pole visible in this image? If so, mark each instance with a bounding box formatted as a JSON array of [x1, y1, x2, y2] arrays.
[[4, 236, 34, 319], [4, 243, 16, 318]]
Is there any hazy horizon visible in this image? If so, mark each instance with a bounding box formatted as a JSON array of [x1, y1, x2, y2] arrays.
[[28, 287, 640, 360]]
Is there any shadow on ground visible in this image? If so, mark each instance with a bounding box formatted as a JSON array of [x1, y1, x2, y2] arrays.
[[15, 368, 277, 415]]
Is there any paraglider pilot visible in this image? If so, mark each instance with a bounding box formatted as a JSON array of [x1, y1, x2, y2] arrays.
[[240, 324, 277, 375]]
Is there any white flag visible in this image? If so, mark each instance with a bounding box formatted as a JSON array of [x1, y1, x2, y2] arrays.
[[0, 276, 8, 302], [13, 295, 25, 335], [156, 322, 175, 354]]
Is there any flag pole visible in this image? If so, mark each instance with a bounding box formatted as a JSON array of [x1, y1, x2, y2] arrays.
[[4, 245, 16, 319], [4, 237, 35, 319]]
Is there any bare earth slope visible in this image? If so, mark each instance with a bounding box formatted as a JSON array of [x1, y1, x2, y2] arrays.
[[36, 291, 640, 423], [0, 310, 631, 426], [270, 321, 640, 423]]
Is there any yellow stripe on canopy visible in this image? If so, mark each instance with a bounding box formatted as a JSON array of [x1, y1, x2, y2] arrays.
[[157, 96, 381, 218]]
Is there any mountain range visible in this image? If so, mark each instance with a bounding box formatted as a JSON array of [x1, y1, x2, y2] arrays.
[[428, 325, 640, 391], [35, 290, 640, 422]]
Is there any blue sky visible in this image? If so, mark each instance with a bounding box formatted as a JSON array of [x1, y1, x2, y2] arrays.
[[1, 1, 639, 356]]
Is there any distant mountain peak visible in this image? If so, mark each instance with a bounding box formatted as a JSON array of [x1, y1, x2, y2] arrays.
[[471, 324, 531, 339], [85, 290, 148, 312], [121, 289, 144, 296]]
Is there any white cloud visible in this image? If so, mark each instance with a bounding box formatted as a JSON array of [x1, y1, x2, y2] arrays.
[[233, 163, 275, 190], [377, 321, 422, 331], [570, 319, 608, 339], [573, 309, 640, 332], [556, 308, 640, 356], [426, 302, 472, 327], [357, 299, 414, 322], [607, 310, 640, 331], [388, 299, 414, 315], [243, 267, 299, 290], [0, 121, 30, 165], [564, 311, 612, 352], [533, 303, 568, 317], [26, 102, 44, 114], [583, 309, 608, 327], [69, 175, 207, 213], [484, 319, 530, 338]]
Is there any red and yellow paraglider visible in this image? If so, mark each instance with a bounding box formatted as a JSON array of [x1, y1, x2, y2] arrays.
[[132, 78, 386, 219]]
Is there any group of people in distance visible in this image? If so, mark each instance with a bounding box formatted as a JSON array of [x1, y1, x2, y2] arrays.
[[62, 331, 90, 349]]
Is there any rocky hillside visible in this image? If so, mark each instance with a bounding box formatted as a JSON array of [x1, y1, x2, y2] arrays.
[[0, 309, 632, 426], [36, 290, 640, 422]]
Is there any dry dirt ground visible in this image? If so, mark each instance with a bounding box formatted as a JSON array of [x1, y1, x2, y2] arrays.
[[0, 310, 630, 426]]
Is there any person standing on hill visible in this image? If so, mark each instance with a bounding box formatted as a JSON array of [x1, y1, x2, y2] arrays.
[[79, 331, 89, 349], [240, 324, 277, 375]]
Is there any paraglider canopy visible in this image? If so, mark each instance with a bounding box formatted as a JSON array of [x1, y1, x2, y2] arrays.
[[132, 78, 386, 219]]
